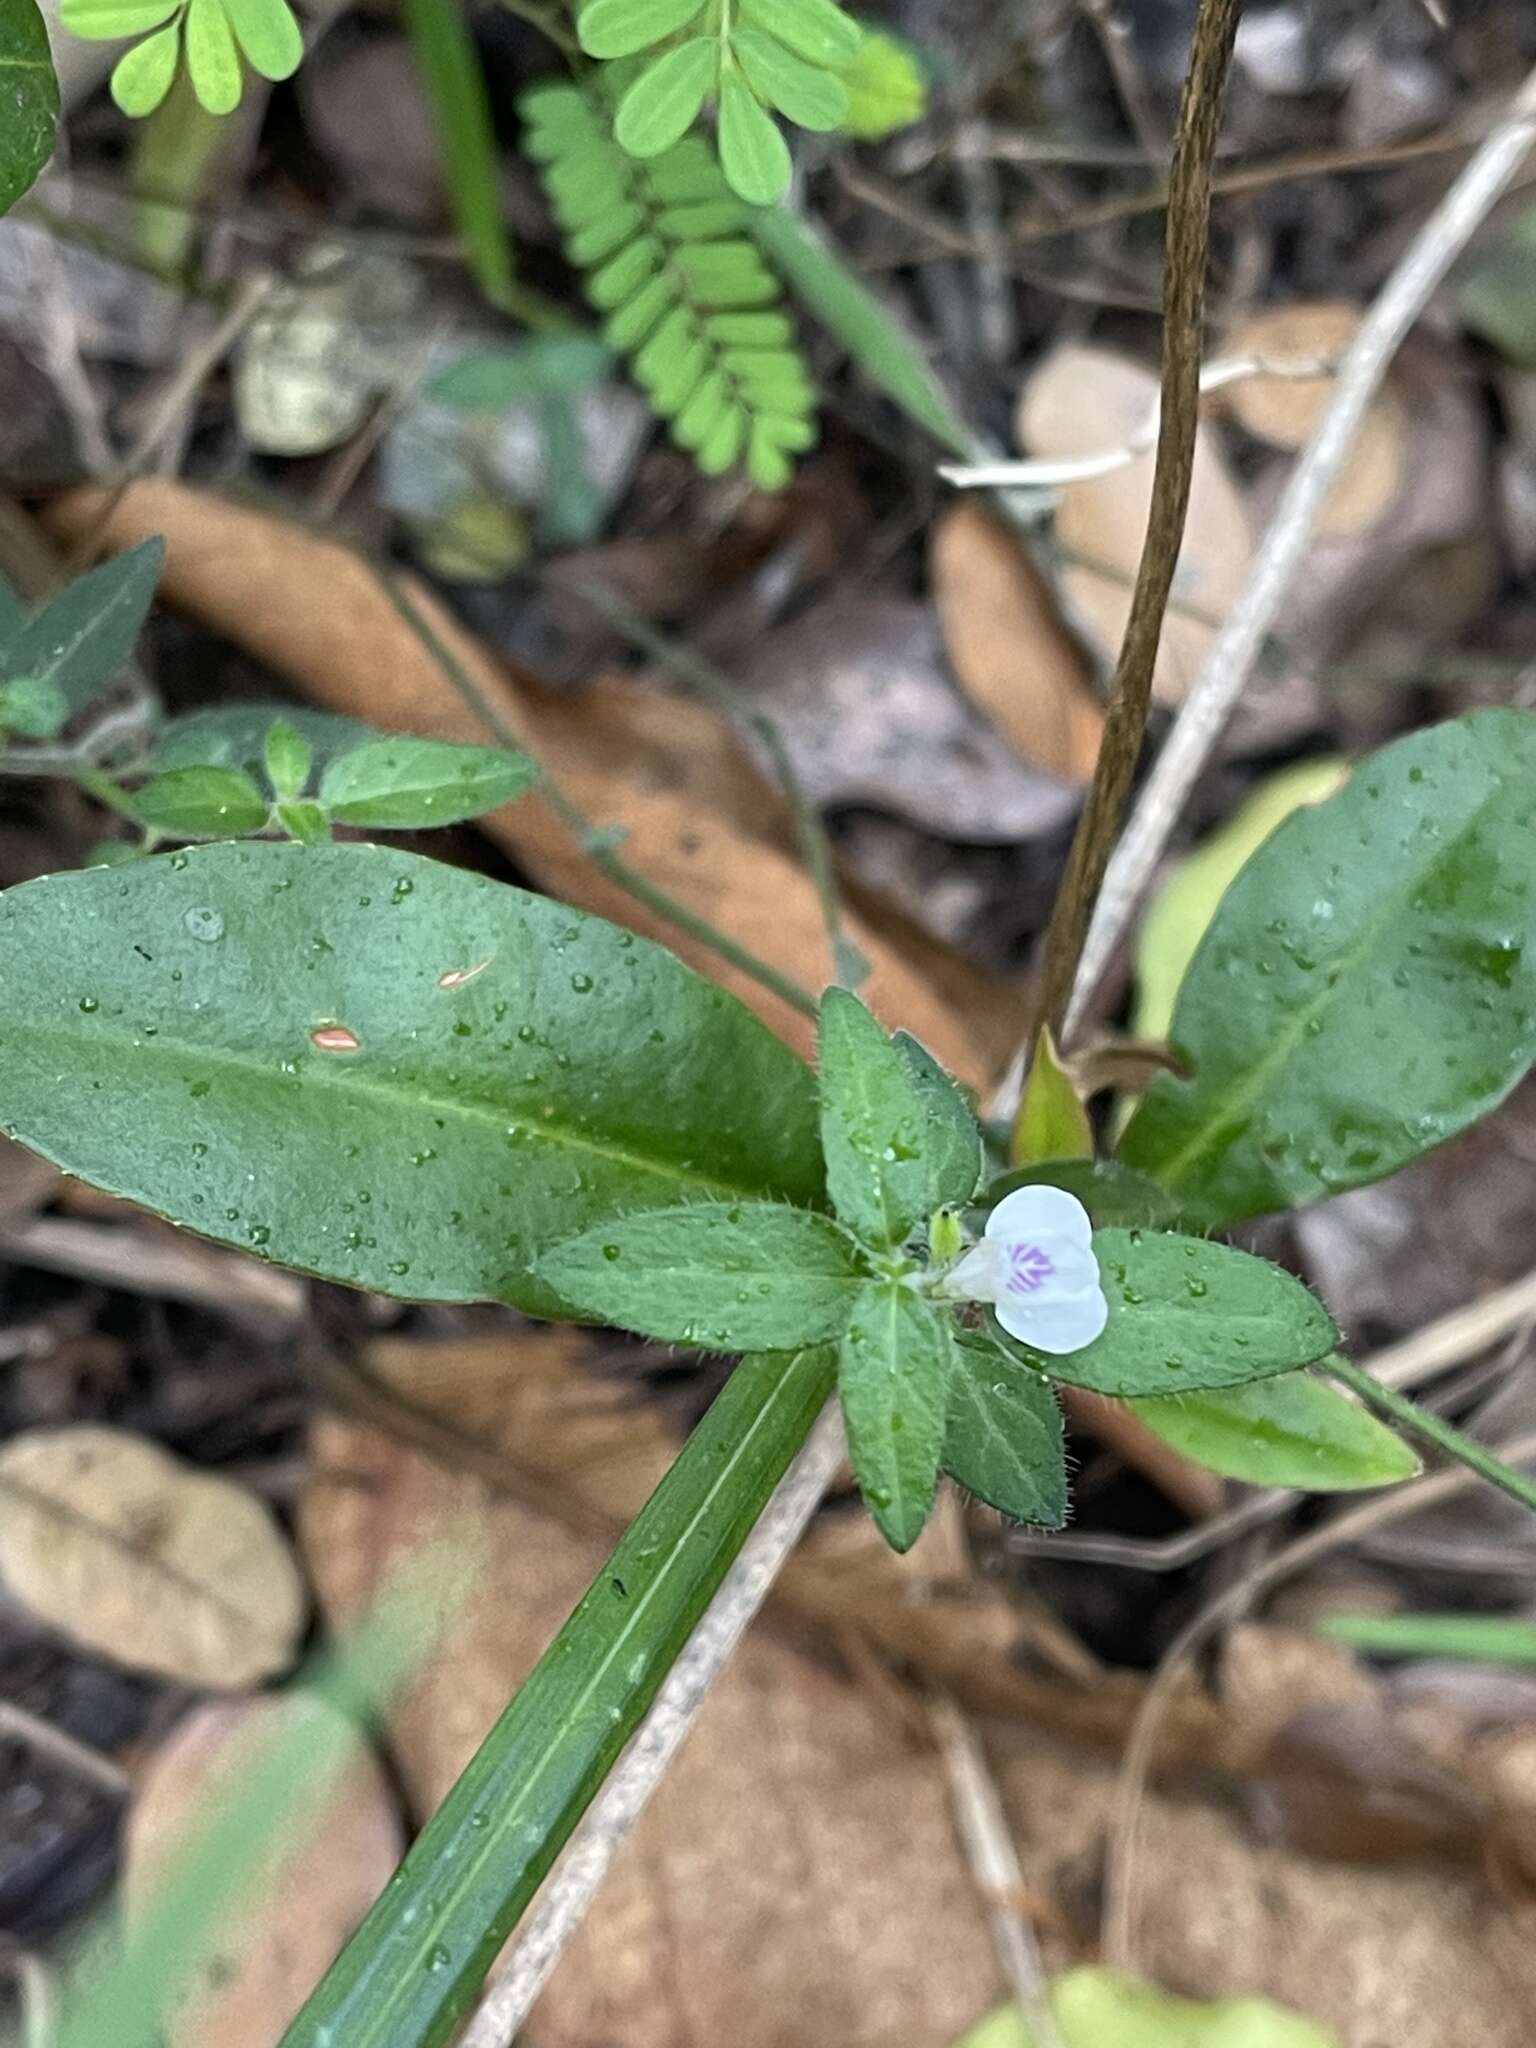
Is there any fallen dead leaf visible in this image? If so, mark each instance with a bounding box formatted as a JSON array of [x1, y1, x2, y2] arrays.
[[730, 592, 1083, 839], [0, 1134, 58, 1225], [122, 1693, 404, 2048], [300, 1340, 1536, 2048], [1015, 345, 1252, 706], [1220, 300, 1364, 449], [42, 484, 992, 1086], [0, 1425, 307, 1687], [931, 501, 1105, 783]]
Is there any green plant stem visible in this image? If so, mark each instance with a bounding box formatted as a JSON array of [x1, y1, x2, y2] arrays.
[[74, 765, 142, 824], [1325, 1354, 1536, 1516], [377, 566, 820, 1020], [278, 1344, 836, 2048], [547, 570, 866, 989]]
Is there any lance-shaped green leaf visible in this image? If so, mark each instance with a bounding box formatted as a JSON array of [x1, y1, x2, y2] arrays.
[[893, 1031, 981, 1209], [0, 539, 163, 717], [1121, 711, 1536, 1226], [996, 1229, 1336, 1398], [536, 1202, 863, 1349], [262, 718, 312, 801], [0, 0, 58, 217], [0, 842, 825, 1313], [1129, 1368, 1419, 1491], [132, 766, 269, 838], [280, 1343, 836, 2048], [944, 1330, 1066, 1526], [818, 987, 931, 1246], [838, 1280, 951, 1550], [318, 737, 537, 829]]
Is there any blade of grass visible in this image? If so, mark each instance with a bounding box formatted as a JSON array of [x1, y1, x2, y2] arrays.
[[1317, 1612, 1536, 1666], [278, 1343, 837, 2048], [399, 0, 560, 328]]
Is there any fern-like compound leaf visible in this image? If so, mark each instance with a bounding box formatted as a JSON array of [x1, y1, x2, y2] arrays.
[[522, 81, 818, 490]]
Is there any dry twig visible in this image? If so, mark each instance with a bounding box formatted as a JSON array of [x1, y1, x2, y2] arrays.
[[1068, 61, 1536, 1038]]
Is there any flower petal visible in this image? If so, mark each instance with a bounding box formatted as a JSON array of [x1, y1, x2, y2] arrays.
[[945, 1239, 1002, 1301], [1028, 1239, 1101, 1293], [985, 1184, 1093, 1250], [996, 1285, 1108, 1356]]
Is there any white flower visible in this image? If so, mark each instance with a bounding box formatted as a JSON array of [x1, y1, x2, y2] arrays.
[[946, 1184, 1107, 1355]]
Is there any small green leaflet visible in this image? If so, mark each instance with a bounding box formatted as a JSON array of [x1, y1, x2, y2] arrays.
[[62, 0, 303, 117], [1121, 710, 1536, 1226], [718, 71, 791, 205], [838, 1280, 951, 1551], [0, 0, 59, 217], [0, 539, 162, 721], [994, 1229, 1337, 1397], [153, 704, 373, 776], [818, 988, 932, 1247], [1129, 1368, 1419, 1491], [944, 1331, 1065, 1527], [132, 766, 269, 838], [614, 37, 718, 158], [892, 1032, 980, 1209], [959, 1966, 1337, 2048], [318, 738, 537, 829], [578, 0, 702, 61], [535, 1202, 864, 1349]]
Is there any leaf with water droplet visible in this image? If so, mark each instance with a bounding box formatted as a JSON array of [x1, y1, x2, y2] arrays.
[[0, 843, 825, 1311], [1122, 710, 1536, 1224], [996, 1228, 1336, 1397], [319, 738, 537, 831], [819, 988, 935, 1248], [943, 1330, 1065, 1526]]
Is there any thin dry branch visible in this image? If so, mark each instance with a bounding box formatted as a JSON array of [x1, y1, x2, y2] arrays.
[[1068, 61, 1536, 1038]]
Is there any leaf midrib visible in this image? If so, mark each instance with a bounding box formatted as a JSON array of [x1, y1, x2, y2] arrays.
[[6, 1013, 786, 1206], [1145, 775, 1512, 1199]]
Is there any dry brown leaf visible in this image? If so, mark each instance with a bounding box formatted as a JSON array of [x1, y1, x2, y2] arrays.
[[1015, 345, 1252, 705], [42, 483, 992, 1085], [1220, 300, 1364, 448], [0, 1134, 58, 1224], [123, 1693, 404, 2048], [931, 501, 1105, 783], [300, 1349, 1534, 2048], [0, 1426, 307, 1686]]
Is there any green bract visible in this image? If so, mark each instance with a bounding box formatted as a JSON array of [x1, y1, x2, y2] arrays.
[[1121, 710, 1536, 1225], [0, 842, 825, 1313]]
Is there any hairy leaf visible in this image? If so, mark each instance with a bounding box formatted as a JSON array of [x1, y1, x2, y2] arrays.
[[892, 1031, 981, 1209], [944, 1330, 1065, 1526], [997, 1229, 1337, 1397], [818, 987, 931, 1246], [536, 1202, 863, 1348], [1, 539, 163, 718], [838, 1280, 951, 1550]]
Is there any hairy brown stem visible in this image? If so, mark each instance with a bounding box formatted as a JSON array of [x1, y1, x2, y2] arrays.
[[1032, 0, 1242, 1048]]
